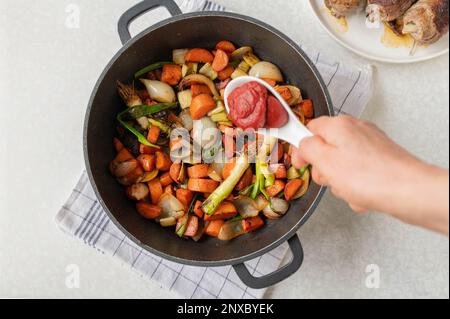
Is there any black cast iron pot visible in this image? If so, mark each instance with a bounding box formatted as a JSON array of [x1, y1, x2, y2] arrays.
[[84, 0, 333, 289]]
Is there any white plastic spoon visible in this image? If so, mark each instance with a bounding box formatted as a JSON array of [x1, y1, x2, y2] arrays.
[[223, 76, 313, 146]]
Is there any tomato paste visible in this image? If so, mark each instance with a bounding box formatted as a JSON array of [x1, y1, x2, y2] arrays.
[[266, 95, 288, 128], [227, 81, 288, 130]]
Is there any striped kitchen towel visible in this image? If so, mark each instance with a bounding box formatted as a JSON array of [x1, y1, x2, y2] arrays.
[[55, 0, 373, 299]]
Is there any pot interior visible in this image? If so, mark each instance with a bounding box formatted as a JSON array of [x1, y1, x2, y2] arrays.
[[85, 13, 331, 265]]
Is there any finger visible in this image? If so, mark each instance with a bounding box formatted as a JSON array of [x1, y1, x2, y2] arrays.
[[349, 203, 368, 213], [306, 116, 334, 136], [311, 166, 328, 186], [291, 146, 308, 169], [307, 115, 356, 145], [298, 135, 332, 166]]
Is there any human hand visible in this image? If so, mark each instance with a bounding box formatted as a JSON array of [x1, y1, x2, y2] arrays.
[[291, 116, 449, 234]]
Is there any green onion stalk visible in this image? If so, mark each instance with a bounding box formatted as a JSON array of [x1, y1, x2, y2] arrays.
[[250, 135, 276, 199], [176, 193, 199, 237], [117, 102, 178, 148], [134, 61, 172, 78], [202, 153, 250, 215]]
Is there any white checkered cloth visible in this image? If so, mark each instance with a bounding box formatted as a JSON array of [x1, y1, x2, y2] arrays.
[[55, 0, 373, 299]]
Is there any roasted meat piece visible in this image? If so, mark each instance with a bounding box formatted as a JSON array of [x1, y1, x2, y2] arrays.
[[366, 0, 416, 22], [325, 0, 362, 18], [402, 0, 449, 44]]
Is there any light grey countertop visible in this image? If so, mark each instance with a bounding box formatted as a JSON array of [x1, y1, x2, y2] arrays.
[[0, 0, 448, 298]]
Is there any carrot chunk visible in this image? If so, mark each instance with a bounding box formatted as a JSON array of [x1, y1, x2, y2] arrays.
[[242, 216, 264, 233], [190, 94, 216, 120], [265, 180, 286, 197], [137, 154, 156, 172], [160, 172, 174, 187], [176, 188, 193, 210], [270, 164, 287, 179], [193, 200, 204, 218], [169, 163, 182, 183], [187, 179, 219, 193], [139, 144, 159, 155], [184, 215, 199, 237], [191, 84, 211, 97], [204, 220, 224, 237], [299, 99, 314, 118], [284, 179, 303, 200], [235, 168, 253, 191], [262, 78, 277, 87], [161, 64, 182, 86], [147, 125, 161, 144], [218, 66, 235, 80], [187, 164, 210, 178], [155, 151, 172, 171], [148, 178, 163, 204], [185, 48, 214, 63], [136, 202, 161, 219], [276, 86, 293, 101], [115, 148, 134, 163], [215, 40, 236, 54], [204, 202, 237, 221], [212, 49, 229, 72]]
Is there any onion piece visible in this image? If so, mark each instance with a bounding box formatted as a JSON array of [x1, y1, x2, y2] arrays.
[[178, 162, 187, 184], [173, 49, 189, 65], [284, 85, 303, 106], [234, 196, 259, 218], [137, 169, 159, 183], [218, 220, 245, 241], [140, 79, 176, 103], [270, 197, 290, 215], [179, 74, 220, 99], [254, 194, 269, 211], [158, 193, 185, 219], [178, 90, 192, 109], [249, 61, 284, 82], [208, 166, 223, 182], [262, 204, 281, 220], [192, 220, 205, 242], [126, 183, 149, 201], [160, 217, 177, 227], [287, 166, 301, 180], [113, 159, 138, 178], [199, 63, 218, 80], [230, 46, 253, 61], [211, 149, 226, 177], [293, 168, 310, 199], [179, 109, 194, 131], [192, 117, 220, 149]]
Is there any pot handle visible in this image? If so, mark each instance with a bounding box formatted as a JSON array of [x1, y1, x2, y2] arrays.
[[233, 234, 304, 289], [118, 0, 182, 45]]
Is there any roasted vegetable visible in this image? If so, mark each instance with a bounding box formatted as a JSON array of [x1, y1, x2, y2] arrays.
[[173, 49, 189, 65], [180, 74, 220, 99], [181, 63, 198, 77], [140, 79, 176, 103], [199, 63, 218, 80], [134, 61, 172, 78], [249, 61, 284, 82], [202, 153, 250, 215]]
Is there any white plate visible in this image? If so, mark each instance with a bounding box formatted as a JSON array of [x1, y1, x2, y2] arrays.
[[308, 0, 449, 63]]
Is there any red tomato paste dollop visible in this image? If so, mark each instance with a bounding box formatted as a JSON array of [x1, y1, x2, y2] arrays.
[[227, 81, 267, 130], [266, 95, 288, 128], [227, 81, 288, 130]]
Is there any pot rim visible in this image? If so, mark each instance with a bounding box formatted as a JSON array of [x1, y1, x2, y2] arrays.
[[83, 11, 334, 267]]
